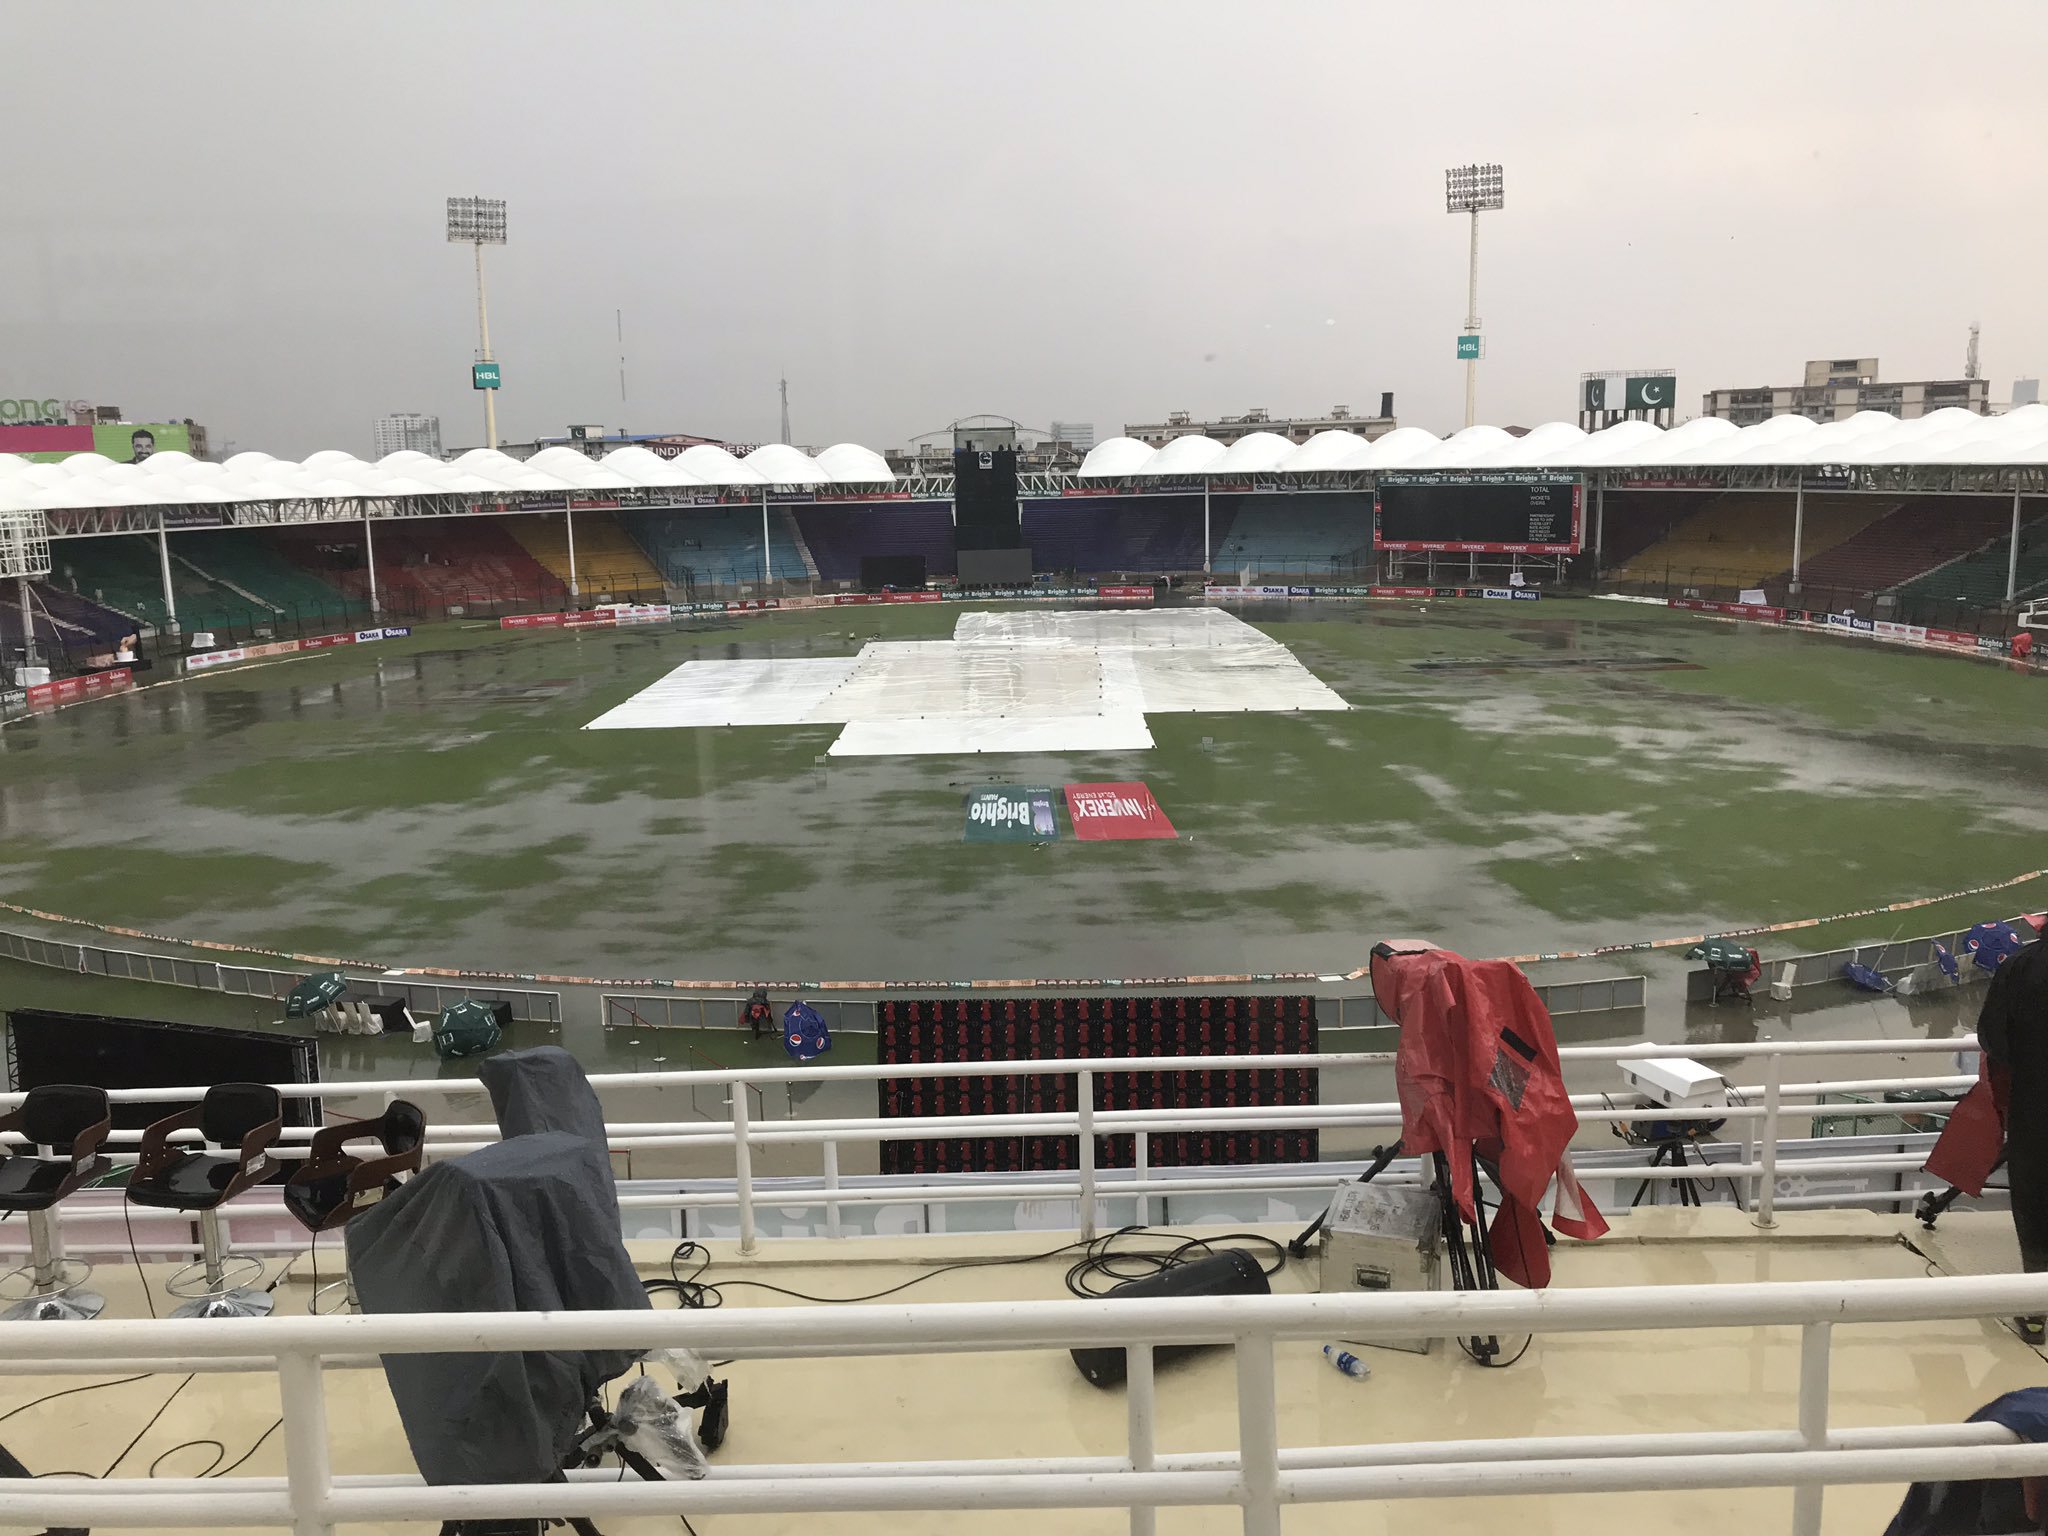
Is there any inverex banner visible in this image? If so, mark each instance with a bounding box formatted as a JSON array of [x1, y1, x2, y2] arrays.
[[1063, 781, 1177, 841], [963, 786, 1060, 843]]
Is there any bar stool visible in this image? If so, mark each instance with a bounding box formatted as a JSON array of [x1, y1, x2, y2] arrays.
[[0, 1086, 112, 1321], [282, 1100, 425, 1313], [125, 1083, 283, 1319]]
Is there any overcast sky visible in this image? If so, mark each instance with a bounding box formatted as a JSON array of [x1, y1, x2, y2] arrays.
[[5, 2, 2045, 457]]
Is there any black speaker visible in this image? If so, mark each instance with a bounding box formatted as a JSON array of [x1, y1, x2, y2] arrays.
[[952, 447, 1021, 551], [1069, 1249, 1272, 1387], [363, 996, 415, 1034]]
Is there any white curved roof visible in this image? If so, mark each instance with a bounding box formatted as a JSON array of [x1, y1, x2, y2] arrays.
[[742, 443, 830, 486], [11, 410, 2048, 516], [1076, 436, 1161, 478], [813, 442, 896, 483]]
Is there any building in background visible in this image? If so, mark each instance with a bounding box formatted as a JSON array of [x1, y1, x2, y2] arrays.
[[1997, 378, 2041, 415], [1703, 359, 1989, 425], [1122, 399, 1397, 448], [1048, 421, 1096, 454], [373, 412, 443, 459]]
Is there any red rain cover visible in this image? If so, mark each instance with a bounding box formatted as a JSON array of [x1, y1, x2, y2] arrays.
[[1925, 1059, 2007, 1197], [1372, 943, 1607, 1288]]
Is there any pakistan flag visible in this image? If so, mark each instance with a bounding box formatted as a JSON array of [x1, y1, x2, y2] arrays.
[[1625, 375, 1676, 410]]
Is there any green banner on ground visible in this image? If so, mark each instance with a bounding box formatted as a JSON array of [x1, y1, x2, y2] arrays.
[[962, 785, 1060, 843]]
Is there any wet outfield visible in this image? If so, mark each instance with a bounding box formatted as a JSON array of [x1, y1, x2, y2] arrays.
[[0, 598, 2043, 1023]]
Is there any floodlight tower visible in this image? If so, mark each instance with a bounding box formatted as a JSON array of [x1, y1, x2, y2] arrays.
[[446, 196, 507, 447], [1445, 163, 1504, 429]]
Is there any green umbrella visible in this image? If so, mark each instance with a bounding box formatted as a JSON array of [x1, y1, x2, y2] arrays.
[[284, 971, 349, 1018], [1687, 938, 1754, 973], [433, 998, 503, 1060]]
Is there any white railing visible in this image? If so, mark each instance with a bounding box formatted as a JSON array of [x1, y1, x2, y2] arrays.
[[0, 1035, 1978, 1260], [3, 1273, 2046, 1535]]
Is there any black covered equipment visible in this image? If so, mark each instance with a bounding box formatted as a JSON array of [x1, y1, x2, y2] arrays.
[[346, 1047, 649, 1487]]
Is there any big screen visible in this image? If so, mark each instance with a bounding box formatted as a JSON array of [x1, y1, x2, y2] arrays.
[[1374, 476, 1581, 553]]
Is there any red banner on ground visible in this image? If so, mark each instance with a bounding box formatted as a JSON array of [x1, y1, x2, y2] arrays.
[[1063, 781, 1177, 841]]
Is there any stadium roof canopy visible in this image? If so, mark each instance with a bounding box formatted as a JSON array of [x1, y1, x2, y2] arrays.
[[1078, 404, 2048, 477], [0, 440, 894, 512], [5, 408, 2048, 515]]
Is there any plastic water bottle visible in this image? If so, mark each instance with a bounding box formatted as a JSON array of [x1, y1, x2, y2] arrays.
[[1323, 1345, 1370, 1380]]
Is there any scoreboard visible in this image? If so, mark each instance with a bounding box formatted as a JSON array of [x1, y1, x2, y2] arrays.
[[1374, 473, 1582, 554]]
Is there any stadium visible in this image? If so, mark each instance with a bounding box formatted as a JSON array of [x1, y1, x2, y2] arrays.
[[2, 407, 2044, 1013], [10, 59, 2048, 1531]]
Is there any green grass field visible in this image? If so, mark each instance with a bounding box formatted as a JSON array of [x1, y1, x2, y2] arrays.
[[0, 599, 2042, 1011]]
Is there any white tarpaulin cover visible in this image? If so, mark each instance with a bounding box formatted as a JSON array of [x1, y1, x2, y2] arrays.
[[583, 607, 1346, 756]]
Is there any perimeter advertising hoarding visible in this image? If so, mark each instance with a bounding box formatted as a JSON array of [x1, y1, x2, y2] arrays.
[[1374, 472, 1582, 554]]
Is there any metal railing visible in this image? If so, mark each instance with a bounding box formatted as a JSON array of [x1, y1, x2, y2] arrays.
[[0, 922, 563, 1023], [1600, 564, 2016, 632], [0, 1036, 1980, 1264], [4, 1271, 2047, 1535]]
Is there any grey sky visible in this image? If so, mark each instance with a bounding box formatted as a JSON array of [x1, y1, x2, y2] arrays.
[[5, 1, 2045, 457]]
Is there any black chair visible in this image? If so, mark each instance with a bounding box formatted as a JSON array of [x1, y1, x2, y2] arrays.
[[126, 1083, 283, 1319], [0, 1086, 111, 1322], [283, 1100, 425, 1312]]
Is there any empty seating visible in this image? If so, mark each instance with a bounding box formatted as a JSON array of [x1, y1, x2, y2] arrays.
[[793, 504, 957, 580], [0, 1086, 112, 1322], [1898, 512, 2048, 608], [1616, 494, 1879, 590], [275, 518, 564, 608], [620, 507, 807, 588], [1021, 496, 1208, 573], [1208, 494, 1370, 576], [126, 1083, 284, 1319], [507, 509, 666, 597]]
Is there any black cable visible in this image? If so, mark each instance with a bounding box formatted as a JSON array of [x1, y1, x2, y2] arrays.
[[651, 1226, 1290, 1311], [101, 1373, 195, 1477], [121, 1196, 156, 1320]]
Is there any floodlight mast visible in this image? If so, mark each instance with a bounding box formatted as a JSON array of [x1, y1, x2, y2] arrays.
[[1445, 164, 1504, 429], [446, 197, 507, 448]]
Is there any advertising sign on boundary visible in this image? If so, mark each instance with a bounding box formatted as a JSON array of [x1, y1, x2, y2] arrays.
[[962, 786, 1061, 843], [26, 667, 133, 711], [1063, 782, 1177, 841]]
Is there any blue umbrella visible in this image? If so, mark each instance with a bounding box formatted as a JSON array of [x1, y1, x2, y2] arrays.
[[1843, 958, 1894, 993], [782, 1001, 831, 1062], [1962, 922, 2025, 974], [1931, 942, 1961, 982]]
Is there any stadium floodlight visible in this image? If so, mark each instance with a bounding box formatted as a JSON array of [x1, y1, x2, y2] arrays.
[[1444, 163, 1504, 214], [1444, 163, 1504, 429], [446, 196, 507, 448]]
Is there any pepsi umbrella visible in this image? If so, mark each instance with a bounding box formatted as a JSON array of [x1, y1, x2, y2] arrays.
[[433, 998, 503, 1060], [1688, 938, 1754, 973], [1843, 957, 1894, 993], [284, 970, 348, 1018], [1962, 922, 2025, 974], [782, 1001, 831, 1062], [1932, 942, 1961, 983]]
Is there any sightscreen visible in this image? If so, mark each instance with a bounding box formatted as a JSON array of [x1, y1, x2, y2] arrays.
[[1374, 475, 1581, 553]]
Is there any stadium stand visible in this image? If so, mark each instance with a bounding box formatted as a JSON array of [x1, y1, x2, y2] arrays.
[[0, 580, 132, 655], [1615, 493, 1885, 589], [176, 531, 361, 623], [1763, 496, 2010, 602], [1586, 491, 1716, 572], [1896, 510, 2048, 608], [1021, 495, 1207, 574], [1207, 493, 1371, 576], [793, 504, 956, 581], [45, 535, 227, 630], [617, 507, 807, 590], [273, 518, 564, 607], [507, 510, 666, 596]]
